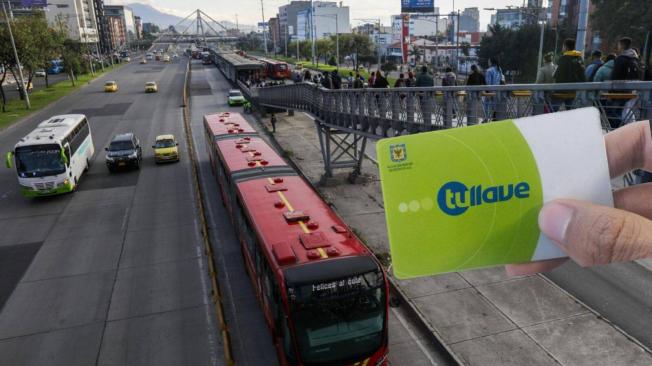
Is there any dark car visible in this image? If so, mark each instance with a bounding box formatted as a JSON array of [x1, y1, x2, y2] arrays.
[[105, 133, 142, 172]]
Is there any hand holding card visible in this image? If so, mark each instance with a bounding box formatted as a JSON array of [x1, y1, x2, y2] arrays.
[[377, 107, 615, 278], [507, 118, 652, 275]]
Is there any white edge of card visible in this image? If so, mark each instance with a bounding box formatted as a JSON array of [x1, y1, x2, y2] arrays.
[[513, 107, 614, 261]]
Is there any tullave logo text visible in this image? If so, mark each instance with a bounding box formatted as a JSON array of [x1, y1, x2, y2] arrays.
[[437, 181, 531, 216]]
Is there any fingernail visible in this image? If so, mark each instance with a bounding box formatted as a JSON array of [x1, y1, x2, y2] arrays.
[[539, 202, 574, 245]]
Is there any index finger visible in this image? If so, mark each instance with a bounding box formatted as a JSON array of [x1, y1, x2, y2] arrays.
[[605, 120, 652, 178]]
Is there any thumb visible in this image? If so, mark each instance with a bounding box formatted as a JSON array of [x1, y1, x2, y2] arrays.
[[539, 199, 652, 267]]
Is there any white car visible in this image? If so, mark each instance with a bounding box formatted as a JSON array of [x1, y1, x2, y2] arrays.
[[35, 70, 46, 77]]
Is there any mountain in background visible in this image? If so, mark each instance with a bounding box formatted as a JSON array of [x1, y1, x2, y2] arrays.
[[126, 3, 255, 33]]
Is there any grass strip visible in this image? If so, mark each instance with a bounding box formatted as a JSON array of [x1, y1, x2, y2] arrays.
[[0, 64, 123, 130]]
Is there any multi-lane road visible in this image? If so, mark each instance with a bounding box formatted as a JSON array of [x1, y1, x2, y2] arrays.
[[0, 46, 221, 365], [0, 45, 451, 366]]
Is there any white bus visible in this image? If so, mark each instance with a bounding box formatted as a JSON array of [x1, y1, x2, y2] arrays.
[[5, 114, 95, 197]]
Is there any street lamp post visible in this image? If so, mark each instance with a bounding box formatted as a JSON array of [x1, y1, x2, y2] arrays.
[[537, 20, 545, 67], [310, 0, 316, 65], [260, 0, 268, 55], [2, 1, 30, 109]]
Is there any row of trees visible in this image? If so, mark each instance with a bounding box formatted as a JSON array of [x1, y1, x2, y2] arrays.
[[288, 34, 377, 70], [478, 0, 651, 83], [236, 32, 378, 71], [0, 13, 93, 111]]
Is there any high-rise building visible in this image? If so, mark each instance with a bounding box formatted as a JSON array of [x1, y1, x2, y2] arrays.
[[460, 7, 480, 32], [142, 22, 160, 34], [268, 17, 280, 52], [108, 16, 125, 50], [134, 15, 142, 39], [44, 0, 100, 43], [104, 5, 136, 47], [278, 1, 311, 44], [296, 2, 350, 41], [549, 0, 599, 51], [93, 0, 112, 53]]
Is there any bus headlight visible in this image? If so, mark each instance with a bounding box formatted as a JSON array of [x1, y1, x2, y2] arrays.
[[58, 179, 70, 187]]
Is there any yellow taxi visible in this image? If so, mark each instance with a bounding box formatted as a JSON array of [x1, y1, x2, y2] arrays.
[[145, 81, 158, 93], [104, 81, 118, 92], [152, 134, 180, 163]]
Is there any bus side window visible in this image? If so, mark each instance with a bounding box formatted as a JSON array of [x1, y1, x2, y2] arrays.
[[235, 198, 256, 266], [64, 145, 71, 165], [262, 261, 282, 332]]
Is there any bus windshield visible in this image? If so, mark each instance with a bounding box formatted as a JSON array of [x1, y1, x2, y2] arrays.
[[15, 144, 66, 178], [288, 268, 385, 364]]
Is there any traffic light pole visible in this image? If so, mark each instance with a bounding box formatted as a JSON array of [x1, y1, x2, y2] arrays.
[[3, 1, 30, 109]]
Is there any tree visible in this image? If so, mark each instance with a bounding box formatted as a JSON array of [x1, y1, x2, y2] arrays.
[[13, 15, 61, 88], [592, 0, 652, 52], [338, 33, 374, 70], [52, 13, 82, 86], [479, 24, 562, 83], [314, 38, 332, 66], [0, 24, 15, 112], [408, 45, 423, 64]]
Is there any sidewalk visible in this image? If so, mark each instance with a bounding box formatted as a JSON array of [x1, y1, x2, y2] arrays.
[[262, 111, 652, 366]]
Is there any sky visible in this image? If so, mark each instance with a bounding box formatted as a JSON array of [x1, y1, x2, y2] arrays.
[[108, 0, 535, 30]]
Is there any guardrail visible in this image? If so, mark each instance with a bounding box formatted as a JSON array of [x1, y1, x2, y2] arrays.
[[255, 81, 652, 138]]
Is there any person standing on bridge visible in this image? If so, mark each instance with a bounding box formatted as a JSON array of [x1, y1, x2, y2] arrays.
[[270, 113, 277, 133], [353, 73, 364, 89], [321, 72, 333, 89], [466, 65, 485, 86], [442, 67, 457, 86], [331, 70, 342, 90], [554, 38, 586, 84], [593, 54, 616, 82], [373, 71, 389, 88], [485, 58, 503, 86], [552, 38, 586, 112], [536, 53, 557, 84], [484, 58, 504, 121], [394, 73, 407, 88], [585, 50, 604, 82], [415, 66, 434, 87]]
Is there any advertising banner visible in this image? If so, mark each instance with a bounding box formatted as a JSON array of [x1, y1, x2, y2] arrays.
[[401, 0, 435, 14], [21, 0, 47, 7]]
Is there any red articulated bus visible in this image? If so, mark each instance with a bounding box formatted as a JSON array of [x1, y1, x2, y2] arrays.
[[256, 57, 292, 80], [204, 112, 390, 366]]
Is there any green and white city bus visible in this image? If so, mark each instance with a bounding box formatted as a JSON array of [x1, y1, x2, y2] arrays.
[[5, 114, 95, 197]]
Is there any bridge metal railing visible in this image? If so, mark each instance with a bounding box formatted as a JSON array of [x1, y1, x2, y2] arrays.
[[254, 81, 652, 138]]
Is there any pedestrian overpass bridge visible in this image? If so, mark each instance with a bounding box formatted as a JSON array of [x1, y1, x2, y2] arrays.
[[210, 52, 652, 177]]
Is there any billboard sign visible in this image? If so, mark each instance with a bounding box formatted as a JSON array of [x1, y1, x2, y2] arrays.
[[401, 0, 435, 13], [21, 0, 47, 7]]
